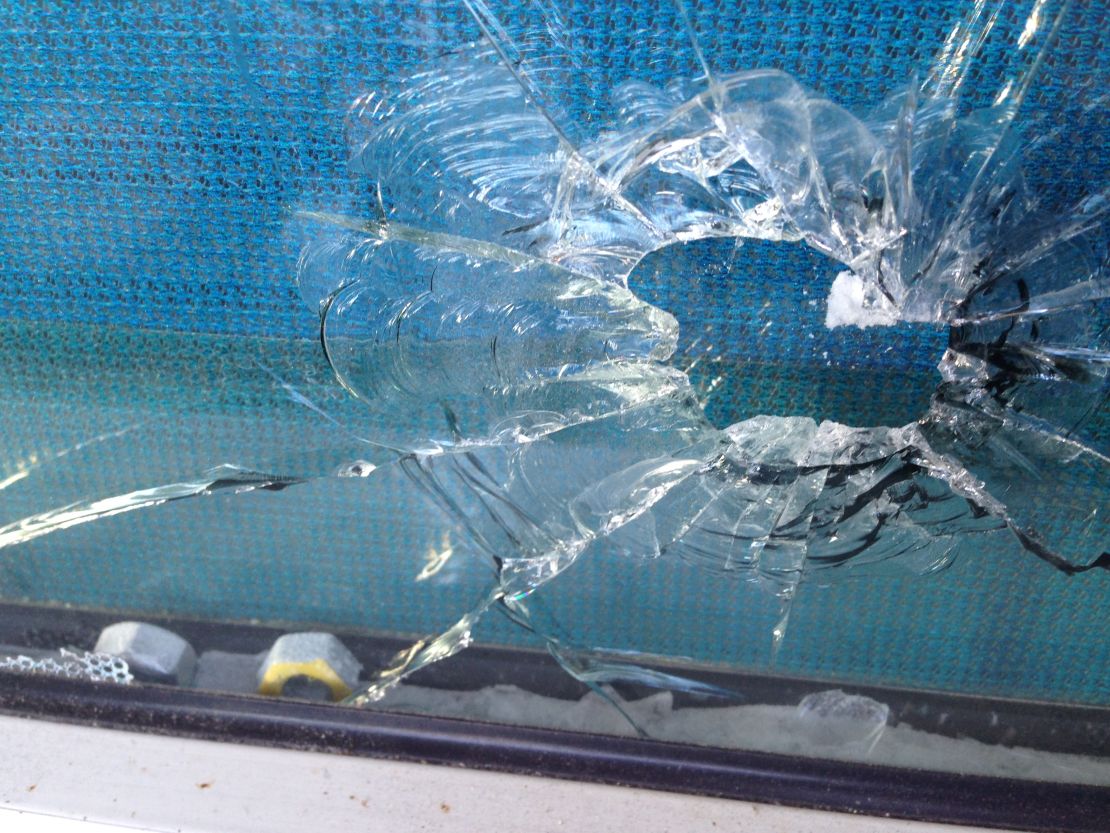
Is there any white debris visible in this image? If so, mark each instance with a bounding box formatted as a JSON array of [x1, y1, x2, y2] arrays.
[[825, 271, 900, 329]]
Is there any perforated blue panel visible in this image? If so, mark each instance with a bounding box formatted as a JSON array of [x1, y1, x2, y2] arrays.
[[1, 1, 1106, 704]]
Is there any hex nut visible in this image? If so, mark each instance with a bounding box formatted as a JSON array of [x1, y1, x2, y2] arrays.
[[94, 622, 197, 686], [257, 632, 362, 701]]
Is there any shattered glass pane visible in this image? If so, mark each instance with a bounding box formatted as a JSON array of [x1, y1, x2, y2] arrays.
[[295, 0, 1109, 701], [1, 0, 1107, 780]]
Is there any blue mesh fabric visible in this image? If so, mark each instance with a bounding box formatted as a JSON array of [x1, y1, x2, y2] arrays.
[[0, 1, 1106, 703]]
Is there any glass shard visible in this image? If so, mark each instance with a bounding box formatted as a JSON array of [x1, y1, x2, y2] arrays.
[[279, 0, 1110, 701], [1, 0, 1105, 741]]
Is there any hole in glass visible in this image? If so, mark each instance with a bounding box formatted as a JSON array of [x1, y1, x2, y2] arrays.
[[628, 237, 949, 430]]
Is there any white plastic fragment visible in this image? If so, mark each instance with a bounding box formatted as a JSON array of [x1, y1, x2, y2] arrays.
[[824, 271, 900, 329]]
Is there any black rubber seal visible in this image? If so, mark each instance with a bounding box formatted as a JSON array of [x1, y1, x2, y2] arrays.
[[0, 670, 1107, 832], [3, 600, 1108, 757]]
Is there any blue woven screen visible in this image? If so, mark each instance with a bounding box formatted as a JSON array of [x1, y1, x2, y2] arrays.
[[1, 1, 1106, 704]]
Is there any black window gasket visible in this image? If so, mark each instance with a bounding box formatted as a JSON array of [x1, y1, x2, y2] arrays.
[[0, 601, 1106, 832]]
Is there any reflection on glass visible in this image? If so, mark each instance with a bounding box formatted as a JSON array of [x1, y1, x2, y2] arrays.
[[0, 0, 1105, 785]]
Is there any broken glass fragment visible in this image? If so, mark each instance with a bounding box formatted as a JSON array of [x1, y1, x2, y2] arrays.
[[299, 0, 1108, 701], [795, 689, 890, 754], [0, 0, 1105, 722]]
